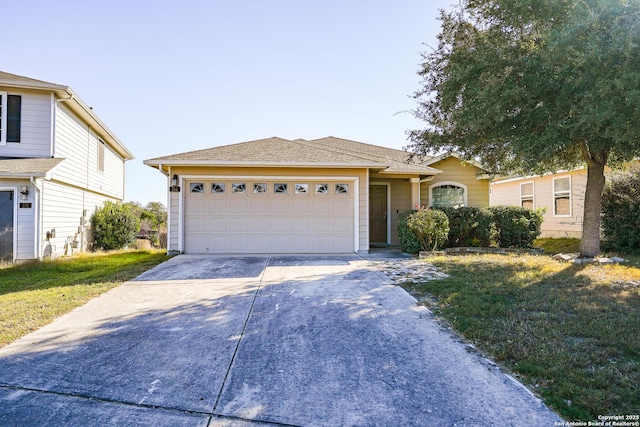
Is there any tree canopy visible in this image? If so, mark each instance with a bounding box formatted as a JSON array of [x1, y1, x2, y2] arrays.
[[409, 0, 640, 257]]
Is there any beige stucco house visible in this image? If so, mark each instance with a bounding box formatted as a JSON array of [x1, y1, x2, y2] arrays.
[[0, 71, 133, 261], [144, 137, 489, 254]]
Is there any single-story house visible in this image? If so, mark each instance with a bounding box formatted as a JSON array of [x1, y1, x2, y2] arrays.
[[144, 137, 490, 254], [0, 71, 133, 261], [490, 162, 639, 238]]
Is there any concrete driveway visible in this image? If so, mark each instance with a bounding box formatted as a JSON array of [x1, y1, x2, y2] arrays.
[[0, 254, 562, 426]]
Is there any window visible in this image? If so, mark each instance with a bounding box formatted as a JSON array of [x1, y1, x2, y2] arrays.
[[274, 183, 288, 194], [253, 183, 267, 194], [98, 140, 105, 172], [520, 182, 534, 209], [295, 183, 308, 194], [315, 184, 329, 194], [0, 92, 21, 144], [232, 183, 246, 194], [553, 177, 571, 216], [430, 183, 466, 208], [335, 184, 349, 194], [190, 183, 205, 193], [211, 183, 225, 193]]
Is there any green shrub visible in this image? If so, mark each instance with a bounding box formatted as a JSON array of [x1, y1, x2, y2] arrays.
[[489, 206, 543, 248], [91, 201, 140, 251], [602, 167, 640, 252], [406, 208, 450, 251], [436, 207, 496, 247], [398, 210, 421, 254]]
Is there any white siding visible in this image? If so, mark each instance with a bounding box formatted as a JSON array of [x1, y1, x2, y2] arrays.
[[15, 181, 36, 260], [52, 103, 124, 199], [0, 90, 51, 158], [40, 180, 119, 258]]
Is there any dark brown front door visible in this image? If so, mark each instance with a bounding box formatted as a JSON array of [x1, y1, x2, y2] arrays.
[[369, 185, 387, 245]]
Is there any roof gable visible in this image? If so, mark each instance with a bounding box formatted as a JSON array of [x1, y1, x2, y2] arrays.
[[0, 70, 133, 160]]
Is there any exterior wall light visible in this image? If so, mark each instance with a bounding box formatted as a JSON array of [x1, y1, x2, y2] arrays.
[[170, 174, 181, 192], [20, 185, 29, 200]]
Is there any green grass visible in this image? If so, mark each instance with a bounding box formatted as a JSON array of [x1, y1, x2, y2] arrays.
[[0, 250, 168, 348], [403, 254, 640, 421]]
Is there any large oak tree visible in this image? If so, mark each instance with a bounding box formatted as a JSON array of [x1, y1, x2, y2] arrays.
[[409, 0, 640, 257]]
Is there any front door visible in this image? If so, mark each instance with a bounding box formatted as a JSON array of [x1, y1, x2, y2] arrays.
[[0, 191, 14, 261], [369, 185, 388, 245]]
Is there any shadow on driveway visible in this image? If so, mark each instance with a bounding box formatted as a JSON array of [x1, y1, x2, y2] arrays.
[[0, 254, 563, 426]]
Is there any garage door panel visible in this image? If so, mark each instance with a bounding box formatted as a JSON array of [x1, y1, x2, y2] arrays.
[[209, 199, 228, 215], [184, 179, 355, 254], [209, 218, 228, 233], [292, 218, 311, 232], [333, 218, 353, 233], [272, 218, 290, 233]]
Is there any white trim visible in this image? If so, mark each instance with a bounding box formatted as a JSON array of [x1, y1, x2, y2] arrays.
[[0, 91, 7, 145], [369, 182, 391, 245], [520, 181, 535, 208], [178, 174, 360, 253], [428, 181, 468, 207], [552, 175, 572, 217], [0, 186, 18, 261]]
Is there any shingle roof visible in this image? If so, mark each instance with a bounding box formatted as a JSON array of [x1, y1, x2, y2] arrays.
[[0, 158, 64, 178], [0, 71, 68, 91], [145, 136, 440, 175]]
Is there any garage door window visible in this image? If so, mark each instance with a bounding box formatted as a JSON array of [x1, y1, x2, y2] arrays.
[[211, 183, 225, 194], [253, 183, 267, 194], [295, 183, 308, 194], [232, 183, 246, 194], [336, 184, 349, 194], [190, 183, 204, 193], [315, 184, 329, 194], [274, 183, 288, 194]]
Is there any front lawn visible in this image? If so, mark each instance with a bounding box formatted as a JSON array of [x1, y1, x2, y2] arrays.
[[403, 254, 640, 421], [0, 250, 168, 348]]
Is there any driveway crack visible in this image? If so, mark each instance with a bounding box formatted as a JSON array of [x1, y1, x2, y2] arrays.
[[210, 255, 270, 416]]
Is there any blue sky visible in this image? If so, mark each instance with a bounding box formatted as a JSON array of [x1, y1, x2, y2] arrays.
[[6, 0, 454, 206]]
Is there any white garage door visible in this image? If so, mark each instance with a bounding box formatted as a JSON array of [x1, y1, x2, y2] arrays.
[[183, 179, 355, 253]]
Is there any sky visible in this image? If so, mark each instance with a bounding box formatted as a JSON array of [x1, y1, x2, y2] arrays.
[[6, 0, 455, 206]]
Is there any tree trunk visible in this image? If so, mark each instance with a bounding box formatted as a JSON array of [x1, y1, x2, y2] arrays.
[[580, 160, 607, 258]]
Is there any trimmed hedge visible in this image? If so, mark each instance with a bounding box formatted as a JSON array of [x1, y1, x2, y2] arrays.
[[398, 206, 543, 254], [602, 167, 640, 252], [489, 206, 544, 248], [398, 210, 421, 254], [436, 207, 496, 248]]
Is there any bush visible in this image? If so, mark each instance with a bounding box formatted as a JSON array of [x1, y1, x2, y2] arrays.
[[602, 167, 640, 252], [398, 210, 421, 254], [489, 206, 543, 248], [436, 207, 496, 247], [398, 206, 542, 253], [91, 201, 140, 251], [406, 208, 450, 251]]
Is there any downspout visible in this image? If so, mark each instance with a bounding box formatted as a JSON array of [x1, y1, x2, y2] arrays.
[[31, 176, 42, 260]]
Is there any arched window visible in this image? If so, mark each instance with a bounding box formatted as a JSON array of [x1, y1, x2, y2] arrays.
[[429, 182, 467, 208]]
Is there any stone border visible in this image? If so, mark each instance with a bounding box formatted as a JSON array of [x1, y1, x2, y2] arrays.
[[419, 247, 544, 258]]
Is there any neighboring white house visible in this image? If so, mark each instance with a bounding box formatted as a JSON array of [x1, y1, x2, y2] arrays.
[[0, 71, 133, 261]]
